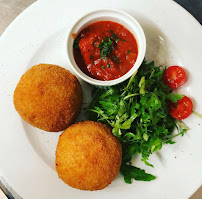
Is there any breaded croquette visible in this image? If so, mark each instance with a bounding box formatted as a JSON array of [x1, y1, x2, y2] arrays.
[[56, 121, 122, 190], [13, 64, 83, 132]]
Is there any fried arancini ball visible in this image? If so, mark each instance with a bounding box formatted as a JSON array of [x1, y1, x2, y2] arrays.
[[55, 121, 122, 191], [13, 64, 83, 132]]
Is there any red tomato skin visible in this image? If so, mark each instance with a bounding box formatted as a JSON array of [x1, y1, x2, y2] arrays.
[[163, 66, 186, 89], [169, 96, 193, 120]]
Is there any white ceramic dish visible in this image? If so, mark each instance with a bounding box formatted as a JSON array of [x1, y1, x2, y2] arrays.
[[67, 9, 146, 86], [0, 0, 202, 199]]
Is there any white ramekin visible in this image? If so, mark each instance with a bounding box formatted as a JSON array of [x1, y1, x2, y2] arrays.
[[66, 9, 146, 86]]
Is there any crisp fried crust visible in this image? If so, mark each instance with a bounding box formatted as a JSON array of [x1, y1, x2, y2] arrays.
[[13, 64, 83, 132], [55, 121, 122, 191]]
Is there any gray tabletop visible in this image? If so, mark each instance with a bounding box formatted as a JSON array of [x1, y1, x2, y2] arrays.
[[0, 0, 201, 199], [175, 0, 202, 24]]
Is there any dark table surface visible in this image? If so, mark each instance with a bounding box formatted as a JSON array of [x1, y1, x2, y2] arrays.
[[174, 0, 202, 24]]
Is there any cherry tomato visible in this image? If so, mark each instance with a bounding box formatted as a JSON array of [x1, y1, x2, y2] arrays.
[[169, 96, 193, 120], [163, 66, 186, 89]]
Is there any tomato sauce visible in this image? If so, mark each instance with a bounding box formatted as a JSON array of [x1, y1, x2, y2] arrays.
[[73, 21, 138, 81]]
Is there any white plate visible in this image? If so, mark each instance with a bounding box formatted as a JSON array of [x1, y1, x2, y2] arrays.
[[0, 0, 202, 198]]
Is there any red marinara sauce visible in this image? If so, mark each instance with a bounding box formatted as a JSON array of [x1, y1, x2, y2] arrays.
[[73, 21, 138, 81]]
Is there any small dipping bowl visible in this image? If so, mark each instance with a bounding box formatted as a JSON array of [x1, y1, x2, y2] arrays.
[[66, 9, 146, 86]]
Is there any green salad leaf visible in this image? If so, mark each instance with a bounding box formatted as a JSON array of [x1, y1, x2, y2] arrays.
[[120, 164, 156, 183], [167, 93, 184, 103], [86, 60, 187, 182]]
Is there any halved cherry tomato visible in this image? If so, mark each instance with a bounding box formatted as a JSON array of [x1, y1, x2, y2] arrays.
[[163, 66, 186, 89], [169, 96, 193, 120]]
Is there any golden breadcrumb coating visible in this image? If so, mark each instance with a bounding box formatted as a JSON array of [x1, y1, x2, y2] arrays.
[[13, 64, 83, 132], [56, 121, 122, 191]]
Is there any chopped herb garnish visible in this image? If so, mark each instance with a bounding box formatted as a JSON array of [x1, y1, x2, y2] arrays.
[[90, 55, 93, 59], [123, 39, 126, 42], [92, 42, 98, 47], [110, 30, 118, 39], [113, 55, 120, 63], [127, 50, 130, 54], [101, 65, 105, 69], [107, 64, 110, 68], [110, 30, 114, 34], [98, 37, 113, 57], [98, 30, 120, 59], [100, 56, 105, 60], [73, 37, 79, 49]]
